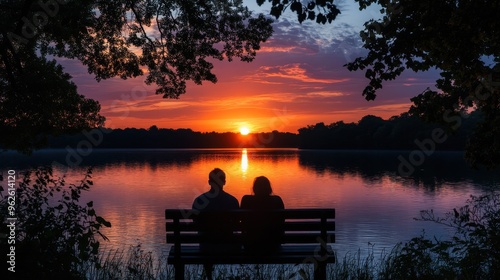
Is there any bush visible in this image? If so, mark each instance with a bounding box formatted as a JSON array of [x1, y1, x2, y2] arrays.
[[1, 167, 111, 279], [382, 193, 500, 280]]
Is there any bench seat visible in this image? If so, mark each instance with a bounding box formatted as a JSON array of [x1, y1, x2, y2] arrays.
[[165, 208, 335, 280]]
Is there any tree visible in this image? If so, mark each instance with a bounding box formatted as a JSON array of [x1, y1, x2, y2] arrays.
[[0, 0, 343, 152], [4, 1, 498, 168], [345, 0, 500, 167], [0, 57, 105, 153], [1, 0, 274, 151]]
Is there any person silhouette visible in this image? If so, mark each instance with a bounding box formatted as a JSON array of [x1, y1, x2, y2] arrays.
[[191, 168, 239, 279], [240, 176, 285, 253], [192, 168, 239, 212]]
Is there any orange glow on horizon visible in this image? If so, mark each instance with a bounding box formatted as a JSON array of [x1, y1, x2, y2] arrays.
[[102, 101, 411, 133]]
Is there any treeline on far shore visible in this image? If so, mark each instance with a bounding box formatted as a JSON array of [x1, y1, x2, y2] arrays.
[[45, 112, 481, 150]]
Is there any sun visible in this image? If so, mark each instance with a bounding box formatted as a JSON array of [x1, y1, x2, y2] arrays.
[[239, 126, 250, 135]]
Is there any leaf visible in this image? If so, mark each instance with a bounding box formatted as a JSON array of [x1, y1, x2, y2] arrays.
[[308, 11, 315, 20], [316, 0, 327, 6], [290, 1, 302, 13], [270, 6, 282, 18], [96, 216, 112, 228], [298, 12, 306, 23], [316, 13, 327, 24]]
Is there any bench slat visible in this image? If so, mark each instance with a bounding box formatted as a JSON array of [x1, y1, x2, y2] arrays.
[[167, 245, 336, 264], [165, 209, 335, 220], [166, 221, 335, 232], [166, 233, 335, 244]]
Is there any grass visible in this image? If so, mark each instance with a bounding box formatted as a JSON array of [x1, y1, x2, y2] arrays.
[[79, 244, 395, 280], [79, 238, 499, 280], [83, 245, 169, 280]]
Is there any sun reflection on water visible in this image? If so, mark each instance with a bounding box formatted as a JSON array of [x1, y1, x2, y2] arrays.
[[241, 148, 248, 174]]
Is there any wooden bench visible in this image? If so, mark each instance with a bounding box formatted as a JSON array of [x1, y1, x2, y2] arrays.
[[165, 208, 335, 280]]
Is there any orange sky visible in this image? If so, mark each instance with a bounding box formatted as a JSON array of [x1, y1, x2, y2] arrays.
[[60, 2, 440, 134]]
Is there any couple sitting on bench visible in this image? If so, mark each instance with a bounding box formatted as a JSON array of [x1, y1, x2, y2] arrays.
[[191, 168, 285, 256]]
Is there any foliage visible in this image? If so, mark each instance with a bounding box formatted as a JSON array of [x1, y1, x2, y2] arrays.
[[0, 167, 111, 279], [0, 0, 274, 151], [346, 0, 500, 168], [298, 112, 480, 150], [383, 193, 500, 279], [257, 0, 341, 24], [0, 57, 105, 153]]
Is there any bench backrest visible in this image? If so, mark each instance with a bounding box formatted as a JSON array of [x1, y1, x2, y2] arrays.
[[165, 209, 335, 254]]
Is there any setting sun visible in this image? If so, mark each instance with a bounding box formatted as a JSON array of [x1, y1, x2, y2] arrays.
[[240, 127, 250, 135]]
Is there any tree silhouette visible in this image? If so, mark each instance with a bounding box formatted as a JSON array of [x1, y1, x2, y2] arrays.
[[1, 0, 344, 152], [1, 0, 274, 151], [297, 113, 477, 151], [2, 0, 497, 168], [345, 0, 500, 167], [0, 57, 104, 153]]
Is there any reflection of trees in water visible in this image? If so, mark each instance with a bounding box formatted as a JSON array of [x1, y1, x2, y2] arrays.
[[3, 149, 498, 190], [1, 150, 201, 171], [0, 149, 299, 173], [298, 150, 500, 190]]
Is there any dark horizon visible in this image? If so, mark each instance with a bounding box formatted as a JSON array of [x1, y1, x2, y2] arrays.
[[19, 112, 477, 152]]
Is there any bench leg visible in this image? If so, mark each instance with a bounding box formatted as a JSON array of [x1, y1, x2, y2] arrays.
[[314, 261, 327, 280], [174, 264, 184, 280], [204, 263, 214, 280]]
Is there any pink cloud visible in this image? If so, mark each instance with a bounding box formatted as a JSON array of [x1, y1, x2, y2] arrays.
[[246, 63, 350, 84]]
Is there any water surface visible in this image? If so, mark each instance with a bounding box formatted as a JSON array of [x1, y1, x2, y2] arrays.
[[2, 148, 498, 259]]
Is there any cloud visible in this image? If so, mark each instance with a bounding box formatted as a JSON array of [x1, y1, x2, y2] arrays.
[[246, 63, 350, 84], [402, 77, 436, 87], [305, 91, 349, 98]]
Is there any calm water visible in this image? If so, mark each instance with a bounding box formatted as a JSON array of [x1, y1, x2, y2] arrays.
[[2, 148, 499, 260]]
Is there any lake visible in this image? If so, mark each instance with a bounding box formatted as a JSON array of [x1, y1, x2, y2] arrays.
[[1, 148, 499, 260]]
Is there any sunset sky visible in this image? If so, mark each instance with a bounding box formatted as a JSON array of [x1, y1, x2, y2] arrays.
[[60, 1, 440, 134]]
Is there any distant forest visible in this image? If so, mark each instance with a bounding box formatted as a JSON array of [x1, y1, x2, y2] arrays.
[[45, 112, 481, 150], [297, 113, 481, 150]]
